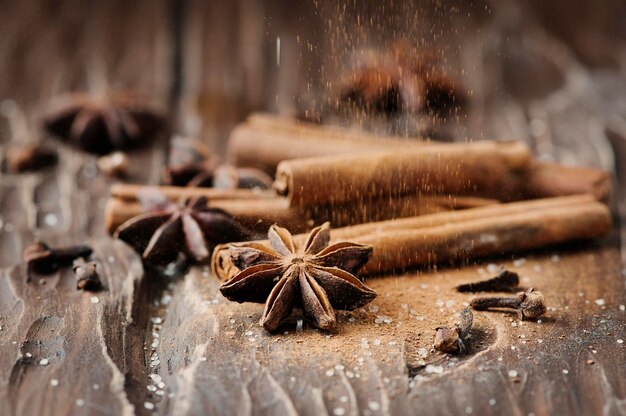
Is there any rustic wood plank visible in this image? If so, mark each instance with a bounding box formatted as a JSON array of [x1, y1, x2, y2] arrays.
[[135, 242, 625, 416], [0, 240, 142, 415], [157, 3, 626, 415], [0, 1, 625, 416]]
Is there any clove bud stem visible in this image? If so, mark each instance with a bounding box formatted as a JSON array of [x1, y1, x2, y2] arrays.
[[470, 288, 546, 320]]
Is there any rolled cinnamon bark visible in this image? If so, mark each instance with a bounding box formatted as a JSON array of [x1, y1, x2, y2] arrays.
[[275, 141, 532, 206], [304, 194, 497, 228], [246, 112, 416, 143], [227, 123, 411, 174], [211, 195, 611, 280], [324, 194, 596, 240], [359, 201, 610, 275], [229, 114, 611, 200], [105, 185, 495, 232], [104, 196, 308, 235], [110, 183, 275, 202], [524, 161, 611, 201]]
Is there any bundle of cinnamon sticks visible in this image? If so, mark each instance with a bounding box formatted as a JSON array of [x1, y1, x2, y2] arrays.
[[231, 113, 610, 202], [105, 112, 613, 276]]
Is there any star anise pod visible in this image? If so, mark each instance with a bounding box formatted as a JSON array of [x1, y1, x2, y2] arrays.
[[220, 222, 376, 332], [211, 165, 273, 190], [42, 92, 164, 155], [114, 195, 250, 265]]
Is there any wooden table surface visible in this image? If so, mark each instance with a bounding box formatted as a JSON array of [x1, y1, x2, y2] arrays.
[[0, 1, 625, 415]]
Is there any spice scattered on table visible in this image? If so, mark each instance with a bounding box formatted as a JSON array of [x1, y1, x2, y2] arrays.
[[23, 240, 93, 274], [220, 222, 376, 332]]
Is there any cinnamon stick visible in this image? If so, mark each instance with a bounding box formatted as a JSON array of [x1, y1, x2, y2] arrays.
[[227, 123, 410, 174], [110, 183, 275, 202], [105, 184, 495, 232], [104, 195, 308, 235], [275, 141, 532, 206], [228, 114, 611, 200], [246, 112, 417, 143], [319, 194, 597, 240], [211, 196, 611, 280], [303, 194, 497, 228], [524, 161, 611, 201]]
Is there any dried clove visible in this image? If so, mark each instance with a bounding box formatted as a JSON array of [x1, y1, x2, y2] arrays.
[[2, 144, 58, 173], [23, 240, 93, 274], [456, 269, 520, 293], [470, 288, 546, 320], [73, 261, 102, 291], [434, 308, 473, 354]]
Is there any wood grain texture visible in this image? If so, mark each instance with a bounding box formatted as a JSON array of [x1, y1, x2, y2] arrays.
[[0, 240, 142, 416], [0, 1, 625, 416], [0, 1, 171, 415]]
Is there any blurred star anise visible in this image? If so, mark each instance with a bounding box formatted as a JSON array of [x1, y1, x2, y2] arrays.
[[163, 136, 219, 187], [42, 92, 164, 155], [337, 45, 466, 118], [114, 195, 250, 265], [340, 66, 404, 115], [163, 136, 272, 189], [220, 222, 376, 332]]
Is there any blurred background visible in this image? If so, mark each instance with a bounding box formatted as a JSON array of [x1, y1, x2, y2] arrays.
[[1, 0, 625, 166]]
